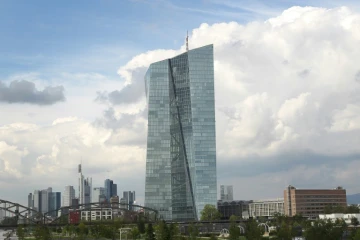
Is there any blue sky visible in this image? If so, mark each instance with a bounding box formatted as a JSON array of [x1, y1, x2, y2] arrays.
[[2, 0, 357, 79]]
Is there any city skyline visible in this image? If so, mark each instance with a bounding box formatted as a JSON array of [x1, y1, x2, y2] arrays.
[[1, 0, 360, 206]]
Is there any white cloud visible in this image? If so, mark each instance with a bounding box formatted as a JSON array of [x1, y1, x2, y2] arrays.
[[52, 117, 78, 126], [328, 104, 360, 132]]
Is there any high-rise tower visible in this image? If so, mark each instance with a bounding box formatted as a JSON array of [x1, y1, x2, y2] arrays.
[[78, 164, 92, 207], [220, 185, 234, 201], [63, 186, 75, 207], [144, 44, 217, 221]]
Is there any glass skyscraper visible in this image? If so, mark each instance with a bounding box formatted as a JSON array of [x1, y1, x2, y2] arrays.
[[144, 44, 217, 221]]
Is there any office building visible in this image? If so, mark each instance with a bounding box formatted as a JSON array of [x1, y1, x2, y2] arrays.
[[319, 213, 360, 224], [123, 191, 135, 210], [104, 179, 113, 201], [92, 187, 106, 203], [220, 185, 234, 201], [248, 199, 284, 218], [62, 186, 75, 207], [48, 192, 61, 217], [104, 179, 117, 201], [217, 200, 250, 219], [112, 184, 117, 198], [80, 208, 112, 221], [71, 198, 79, 209], [40, 188, 52, 214], [78, 164, 92, 207], [28, 193, 33, 209], [284, 185, 347, 218], [110, 196, 119, 208], [144, 44, 217, 221], [33, 190, 41, 212]]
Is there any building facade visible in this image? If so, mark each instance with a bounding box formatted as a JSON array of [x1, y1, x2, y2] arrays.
[[48, 192, 61, 217], [123, 191, 136, 210], [40, 188, 52, 214], [92, 187, 106, 203], [33, 190, 41, 212], [104, 179, 117, 201], [80, 208, 113, 221], [220, 185, 234, 201], [104, 179, 113, 201], [28, 193, 33, 209], [144, 44, 217, 221], [112, 184, 117, 198], [284, 185, 347, 218], [62, 186, 75, 207], [217, 200, 250, 219], [319, 213, 360, 224], [248, 199, 284, 218], [78, 164, 92, 207]]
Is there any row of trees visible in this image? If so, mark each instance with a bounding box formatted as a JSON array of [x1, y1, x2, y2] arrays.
[[324, 204, 360, 214]]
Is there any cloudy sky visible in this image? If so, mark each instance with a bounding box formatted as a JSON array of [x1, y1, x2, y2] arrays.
[[1, 0, 360, 206]]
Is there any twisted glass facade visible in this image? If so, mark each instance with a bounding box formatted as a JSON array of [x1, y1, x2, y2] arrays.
[[145, 44, 217, 221]]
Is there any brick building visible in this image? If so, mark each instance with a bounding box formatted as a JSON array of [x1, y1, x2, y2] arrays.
[[284, 185, 347, 218]]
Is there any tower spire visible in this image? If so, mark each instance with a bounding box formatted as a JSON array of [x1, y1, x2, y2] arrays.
[[186, 30, 189, 52]]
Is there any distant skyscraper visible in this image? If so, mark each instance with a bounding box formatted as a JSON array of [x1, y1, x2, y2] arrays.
[[220, 185, 234, 201], [40, 188, 52, 214], [28, 193, 33, 209], [78, 164, 92, 207], [104, 179, 113, 201], [144, 44, 217, 221], [33, 190, 41, 212], [123, 191, 135, 210], [104, 179, 117, 200], [63, 186, 75, 207], [92, 187, 105, 203], [112, 184, 117, 197], [48, 192, 61, 217]]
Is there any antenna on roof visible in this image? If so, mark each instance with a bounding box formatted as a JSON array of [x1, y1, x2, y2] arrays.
[[186, 30, 189, 52]]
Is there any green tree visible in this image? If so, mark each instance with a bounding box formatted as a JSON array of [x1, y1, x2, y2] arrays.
[[348, 205, 360, 214], [245, 219, 263, 240], [200, 204, 221, 221], [188, 223, 199, 240], [324, 205, 333, 214], [352, 217, 360, 226], [137, 216, 146, 234], [131, 227, 140, 240], [145, 223, 155, 240], [271, 212, 288, 227], [229, 215, 240, 240], [77, 222, 87, 240], [16, 225, 25, 240], [33, 225, 52, 240], [353, 228, 360, 240], [304, 219, 346, 240], [91, 225, 101, 239], [276, 221, 293, 240], [155, 221, 169, 240], [209, 234, 217, 240]]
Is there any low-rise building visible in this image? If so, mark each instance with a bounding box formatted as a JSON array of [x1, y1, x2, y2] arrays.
[[284, 185, 347, 218], [217, 200, 250, 219], [249, 198, 284, 218], [319, 213, 360, 224], [80, 208, 113, 221]]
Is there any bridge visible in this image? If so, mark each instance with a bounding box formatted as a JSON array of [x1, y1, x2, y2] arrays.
[[0, 199, 158, 228], [0, 199, 274, 237]]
